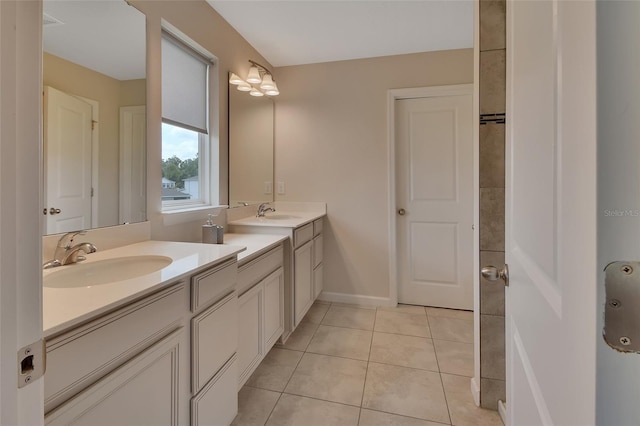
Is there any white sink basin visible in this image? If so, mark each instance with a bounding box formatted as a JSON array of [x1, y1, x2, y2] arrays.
[[262, 214, 301, 220], [44, 255, 173, 288]]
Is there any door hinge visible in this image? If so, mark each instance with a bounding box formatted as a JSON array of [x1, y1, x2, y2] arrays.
[[91, 187, 94, 197], [91, 120, 97, 131], [17, 339, 46, 388]]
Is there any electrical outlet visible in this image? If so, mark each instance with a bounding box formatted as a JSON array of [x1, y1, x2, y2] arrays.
[[264, 181, 272, 194], [277, 181, 285, 195]]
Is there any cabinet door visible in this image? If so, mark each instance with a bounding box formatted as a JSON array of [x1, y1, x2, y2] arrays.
[[314, 263, 324, 300], [313, 234, 323, 268], [237, 283, 263, 388], [263, 267, 285, 351], [45, 329, 185, 426], [191, 356, 238, 426], [294, 241, 314, 326]]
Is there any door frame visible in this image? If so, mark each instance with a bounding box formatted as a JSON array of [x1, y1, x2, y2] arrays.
[[386, 84, 478, 312]]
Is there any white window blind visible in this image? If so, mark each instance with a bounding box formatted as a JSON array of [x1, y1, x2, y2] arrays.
[[161, 32, 209, 134]]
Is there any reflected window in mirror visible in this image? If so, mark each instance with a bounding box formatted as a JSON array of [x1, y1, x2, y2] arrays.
[[42, 0, 146, 235], [161, 30, 216, 210]]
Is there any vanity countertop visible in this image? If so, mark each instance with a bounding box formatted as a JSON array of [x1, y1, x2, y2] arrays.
[[227, 210, 325, 228], [43, 240, 245, 338], [223, 233, 288, 265]]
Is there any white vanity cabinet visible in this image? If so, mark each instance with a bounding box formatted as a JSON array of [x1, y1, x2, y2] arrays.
[[228, 215, 325, 342], [44, 251, 243, 426], [236, 244, 285, 387], [44, 283, 191, 425]]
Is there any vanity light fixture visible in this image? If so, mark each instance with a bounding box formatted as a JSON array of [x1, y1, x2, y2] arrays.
[[229, 60, 280, 97]]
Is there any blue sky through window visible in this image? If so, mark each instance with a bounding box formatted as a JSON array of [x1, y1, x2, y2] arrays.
[[162, 122, 199, 160]]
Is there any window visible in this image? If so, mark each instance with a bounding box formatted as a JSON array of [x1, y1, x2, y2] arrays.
[[161, 30, 214, 209]]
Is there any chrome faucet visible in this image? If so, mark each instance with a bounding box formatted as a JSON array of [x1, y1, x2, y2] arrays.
[[43, 231, 97, 269], [256, 203, 276, 217]]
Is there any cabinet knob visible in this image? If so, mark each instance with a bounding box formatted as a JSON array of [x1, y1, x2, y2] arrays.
[[398, 208, 406, 216]]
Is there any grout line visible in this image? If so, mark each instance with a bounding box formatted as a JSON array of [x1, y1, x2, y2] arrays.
[[279, 390, 363, 408], [360, 407, 452, 425], [262, 391, 284, 426], [316, 322, 375, 333], [303, 350, 370, 363]]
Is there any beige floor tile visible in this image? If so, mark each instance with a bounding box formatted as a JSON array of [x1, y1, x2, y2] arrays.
[[362, 362, 450, 424], [426, 308, 473, 321], [375, 310, 430, 338], [377, 304, 427, 316], [285, 353, 368, 406], [303, 302, 331, 324], [232, 386, 281, 426], [276, 321, 319, 351], [441, 374, 503, 426], [266, 393, 360, 426], [245, 348, 304, 392], [331, 302, 377, 310], [358, 409, 447, 426], [307, 325, 373, 360], [322, 305, 376, 330], [428, 316, 473, 343], [369, 332, 438, 372], [433, 339, 474, 377]]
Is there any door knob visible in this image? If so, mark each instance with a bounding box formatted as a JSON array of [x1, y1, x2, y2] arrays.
[[49, 207, 61, 215], [481, 264, 509, 286], [398, 208, 406, 216]]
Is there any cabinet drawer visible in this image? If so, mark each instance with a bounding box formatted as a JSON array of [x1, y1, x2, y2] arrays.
[[45, 329, 185, 426], [313, 218, 323, 236], [313, 234, 323, 268], [191, 355, 238, 426], [237, 244, 283, 295], [45, 283, 187, 413], [293, 223, 313, 248], [191, 258, 237, 313], [191, 291, 237, 393]]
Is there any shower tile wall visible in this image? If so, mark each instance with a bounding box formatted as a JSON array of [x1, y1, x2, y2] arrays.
[[479, 0, 506, 410]]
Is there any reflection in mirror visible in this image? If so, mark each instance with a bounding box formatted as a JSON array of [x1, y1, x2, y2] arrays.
[[228, 82, 275, 207], [42, 0, 146, 235]]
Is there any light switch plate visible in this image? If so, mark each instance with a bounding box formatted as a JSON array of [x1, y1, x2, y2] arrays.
[[277, 181, 285, 195], [264, 181, 272, 194]]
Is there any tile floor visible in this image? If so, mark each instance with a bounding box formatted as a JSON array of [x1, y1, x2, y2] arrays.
[[232, 302, 504, 426]]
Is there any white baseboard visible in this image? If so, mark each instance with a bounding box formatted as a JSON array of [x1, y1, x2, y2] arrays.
[[470, 377, 481, 407], [317, 291, 393, 307], [498, 400, 507, 425]]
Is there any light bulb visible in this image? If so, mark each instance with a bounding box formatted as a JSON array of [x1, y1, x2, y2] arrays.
[[246, 66, 262, 84], [249, 88, 264, 97]]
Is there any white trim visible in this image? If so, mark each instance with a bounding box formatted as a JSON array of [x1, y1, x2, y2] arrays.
[[498, 400, 507, 425], [75, 96, 99, 229], [470, 377, 481, 407], [317, 291, 393, 308], [386, 84, 476, 307]]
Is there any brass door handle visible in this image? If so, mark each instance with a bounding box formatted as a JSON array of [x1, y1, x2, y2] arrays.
[[49, 207, 61, 215]]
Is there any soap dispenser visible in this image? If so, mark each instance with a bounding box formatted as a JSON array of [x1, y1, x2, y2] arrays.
[[202, 214, 216, 244]]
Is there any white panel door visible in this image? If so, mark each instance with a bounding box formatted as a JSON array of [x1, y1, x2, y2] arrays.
[[505, 0, 596, 424], [396, 89, 473, 309], [44, 86, 92, 234]]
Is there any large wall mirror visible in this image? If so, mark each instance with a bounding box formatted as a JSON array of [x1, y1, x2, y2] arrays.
[[42, 0, 146, 235], [228, 83, 274, 207]]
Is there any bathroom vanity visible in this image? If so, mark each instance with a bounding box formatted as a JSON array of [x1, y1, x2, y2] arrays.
[[41, 239, 275, 425], [41, 203, 324, 425], [227, 204, 326, 342]]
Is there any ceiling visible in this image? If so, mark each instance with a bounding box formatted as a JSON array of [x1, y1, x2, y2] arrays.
[[43, 0, 145, 81], [206, 0, 474, 67]]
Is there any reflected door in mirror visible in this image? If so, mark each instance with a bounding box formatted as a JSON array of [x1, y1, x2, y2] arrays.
[[44, 86, 93, 234]]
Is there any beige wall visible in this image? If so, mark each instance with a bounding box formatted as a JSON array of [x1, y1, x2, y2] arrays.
[[274, 49, 473, 299], [43, 53, 145, 228], [131, 0, 273, 241]]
